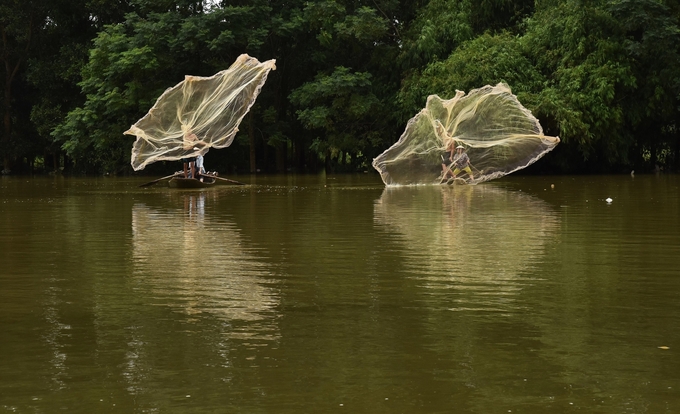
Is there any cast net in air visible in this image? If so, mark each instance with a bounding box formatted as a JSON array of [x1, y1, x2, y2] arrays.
[[125, 54, 276, 171], [372, 83, 560, 185]]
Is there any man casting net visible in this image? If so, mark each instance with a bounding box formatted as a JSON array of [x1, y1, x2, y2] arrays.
[[372, 83, 560, 185], [125, 54, 276, 171]]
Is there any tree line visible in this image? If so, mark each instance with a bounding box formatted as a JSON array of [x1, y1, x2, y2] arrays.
[[2, 0, 679, 175]]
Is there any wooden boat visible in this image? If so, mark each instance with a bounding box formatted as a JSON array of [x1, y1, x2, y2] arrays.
[[139, 172, 245, 188], [168, 176, 217, 188]]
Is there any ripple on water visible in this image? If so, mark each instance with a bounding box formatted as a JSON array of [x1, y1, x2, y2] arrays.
[[131, 195, 280, 342], [374, 184, 560, 315]]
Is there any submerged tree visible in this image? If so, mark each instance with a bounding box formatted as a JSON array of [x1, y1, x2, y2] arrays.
[[54, 1, 275, 173], [399, 0, 680, 172], [0, 0, 43, 173], [286, 0, 410, 172], [3, 0, 679, 174], [609, 0, 680, 169]]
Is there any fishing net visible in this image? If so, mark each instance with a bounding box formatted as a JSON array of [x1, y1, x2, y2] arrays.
[[372, 83, 560, 185], [125, 54, 276, 171]]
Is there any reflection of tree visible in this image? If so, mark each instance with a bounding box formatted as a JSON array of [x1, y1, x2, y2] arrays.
[[375, 184, 560, 313], [131, 193, 280, 340]]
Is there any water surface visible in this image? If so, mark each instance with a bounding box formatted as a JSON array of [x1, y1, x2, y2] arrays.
[[1, 174, 679, 413]]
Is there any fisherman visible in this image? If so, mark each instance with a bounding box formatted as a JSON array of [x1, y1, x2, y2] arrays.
[[441, 139, 457, 181], [182, 128, 208, 179], [436, 121, 457, 182], [182, 130, 199, 179], [195, 153, 207, 181], [451, 146, 474, 180]]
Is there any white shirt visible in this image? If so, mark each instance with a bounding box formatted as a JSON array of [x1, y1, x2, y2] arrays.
[[195, 155, 205, 173]]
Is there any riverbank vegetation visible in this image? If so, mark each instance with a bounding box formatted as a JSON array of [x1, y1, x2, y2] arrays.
[[2, 0, 679, 175]]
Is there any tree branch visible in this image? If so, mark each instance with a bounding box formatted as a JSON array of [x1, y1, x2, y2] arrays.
[[371, 0, 401, 39]]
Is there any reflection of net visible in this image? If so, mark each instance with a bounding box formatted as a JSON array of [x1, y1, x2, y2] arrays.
[[131, 196, 279, 340], [373, 83, 559, 185], [374, 185, 559, 312], [125, 54, 276, 171]]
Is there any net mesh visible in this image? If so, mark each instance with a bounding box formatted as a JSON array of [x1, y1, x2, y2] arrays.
[[125, 54, 276, 171], [372, 83, 559, 185]]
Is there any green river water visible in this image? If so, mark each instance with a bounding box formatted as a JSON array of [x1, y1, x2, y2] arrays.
[[1, 173, 679, 413]]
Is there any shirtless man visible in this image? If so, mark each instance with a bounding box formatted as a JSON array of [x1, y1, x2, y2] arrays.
[[451, 146, 474, 180], [436, 122, 457, 182]]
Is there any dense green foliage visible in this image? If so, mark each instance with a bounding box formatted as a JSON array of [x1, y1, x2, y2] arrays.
[[1, 0, 679, 174]]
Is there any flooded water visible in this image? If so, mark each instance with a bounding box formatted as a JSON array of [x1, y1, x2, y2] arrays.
[[1, 173, 679, 413]]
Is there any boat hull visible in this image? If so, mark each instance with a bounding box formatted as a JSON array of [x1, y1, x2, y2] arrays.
[[168, 177, 216, 188]]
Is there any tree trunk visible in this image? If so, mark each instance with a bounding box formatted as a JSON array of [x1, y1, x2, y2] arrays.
[[293, 139, 301, 171], [276, 142, 286, 173], [63, 152, 70, 173], [3, 89, 11, 173], [672, 122, 680, 171], [324, 150, 331, 174], [263, 139, 269, 172], [248, 112, 256, 173], [2, 18, 33, 174]]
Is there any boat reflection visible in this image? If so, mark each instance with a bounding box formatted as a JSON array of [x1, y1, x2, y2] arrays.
[[374, 185, 560, 314], [131, 192, 279, 340]]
